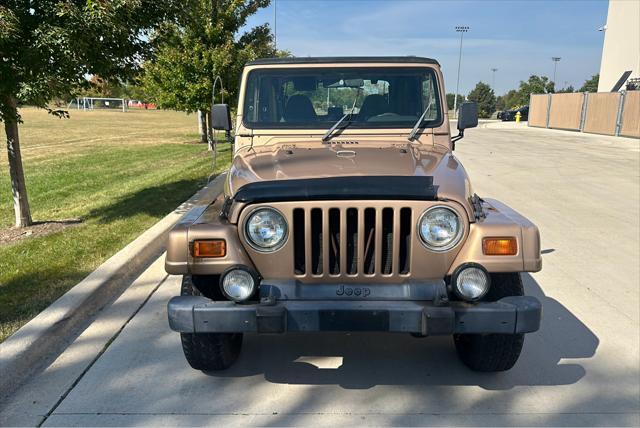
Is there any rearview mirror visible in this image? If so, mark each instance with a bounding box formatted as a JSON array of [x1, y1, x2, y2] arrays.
[[457, 102, 478, 131], [343, 78, 365, 88], [211, 104, 232, 131]]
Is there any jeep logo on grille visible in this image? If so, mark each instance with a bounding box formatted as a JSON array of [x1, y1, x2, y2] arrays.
[[336, 285, 371, 297]]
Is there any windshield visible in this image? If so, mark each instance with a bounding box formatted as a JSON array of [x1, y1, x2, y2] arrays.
[[242, 67, 442, 129]]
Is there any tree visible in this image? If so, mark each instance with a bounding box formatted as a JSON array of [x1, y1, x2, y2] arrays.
[[497, 89, 519, 111], [556, 85, 575, 93], [509, 75, 555, 107], [446, 93, 465, 111], [467, 82, 496, 118], [1, 1, 182, 227], [580, 74, 599, 93], [142, 0, 277, 144]]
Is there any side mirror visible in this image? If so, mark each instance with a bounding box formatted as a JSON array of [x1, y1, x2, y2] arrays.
[[211, 104, 231, 131], [451, 102, 478, 150], [457, 102, 478, 131]]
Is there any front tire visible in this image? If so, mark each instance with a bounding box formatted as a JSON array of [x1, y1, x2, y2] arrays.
[[453, 273, 525, 372], [179, 275, 243, 371]]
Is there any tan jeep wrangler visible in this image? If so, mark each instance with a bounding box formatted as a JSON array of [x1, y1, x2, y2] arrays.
[[166, 57, 542, 372]]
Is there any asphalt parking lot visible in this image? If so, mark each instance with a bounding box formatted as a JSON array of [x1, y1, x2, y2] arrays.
[[2, 124, 639, 426]]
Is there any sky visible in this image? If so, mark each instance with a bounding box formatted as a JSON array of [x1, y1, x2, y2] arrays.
[[243, 0, 610, 95]]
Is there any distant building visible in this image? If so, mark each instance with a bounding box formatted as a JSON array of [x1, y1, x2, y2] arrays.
[[598, 0, 640, 92]]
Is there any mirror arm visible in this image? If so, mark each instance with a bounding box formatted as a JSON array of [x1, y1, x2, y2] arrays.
[[451, 129, 464, 150]]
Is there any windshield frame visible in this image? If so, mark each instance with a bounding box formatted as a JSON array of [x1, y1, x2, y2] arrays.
[[240, 65, 444, 131]]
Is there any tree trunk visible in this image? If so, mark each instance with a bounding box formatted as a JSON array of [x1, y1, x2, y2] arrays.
[[198, 110, 208, 145], [4, 96, 33, 227], [205, 110, 214, 152]]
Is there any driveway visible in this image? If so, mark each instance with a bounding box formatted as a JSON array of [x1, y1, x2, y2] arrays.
[[2, 126, 639, 426]]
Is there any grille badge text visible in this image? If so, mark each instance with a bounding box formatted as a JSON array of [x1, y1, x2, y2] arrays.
[[336, 285, 371, 297]]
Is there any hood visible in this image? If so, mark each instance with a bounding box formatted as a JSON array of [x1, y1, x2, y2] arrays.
[[226, 142, 475, 219]]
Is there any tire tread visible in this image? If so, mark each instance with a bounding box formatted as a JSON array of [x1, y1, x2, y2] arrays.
[[179, 276, 242, 371], [454, 273, 525, 372]]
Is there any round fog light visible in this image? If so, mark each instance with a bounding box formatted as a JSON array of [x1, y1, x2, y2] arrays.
[[453, 264, 490, 301], [220, 268, 257, 302]]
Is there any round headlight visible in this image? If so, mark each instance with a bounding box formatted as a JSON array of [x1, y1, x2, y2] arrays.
[[453, 264, 490, 301], [220, 267, 257, 302], [418, 206, 463, 251], [245, 208, 288, 251]]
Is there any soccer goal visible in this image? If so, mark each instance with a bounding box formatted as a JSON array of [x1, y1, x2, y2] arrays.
[[70, 97, 128, 112]]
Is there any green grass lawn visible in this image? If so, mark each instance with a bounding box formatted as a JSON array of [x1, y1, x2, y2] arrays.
[[0, 108, 231, 341]]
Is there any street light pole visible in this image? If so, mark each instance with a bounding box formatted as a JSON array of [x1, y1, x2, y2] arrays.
[[453, 25, 469, 118], [274, 0, 277, 51], [552, 57, 561, 87], [491, 68, 498, 90]]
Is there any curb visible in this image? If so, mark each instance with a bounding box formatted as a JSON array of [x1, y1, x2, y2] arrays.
[[0, 174, 226, 397]]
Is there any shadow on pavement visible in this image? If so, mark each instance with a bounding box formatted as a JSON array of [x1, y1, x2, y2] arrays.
[[207, 273, 599, 390]]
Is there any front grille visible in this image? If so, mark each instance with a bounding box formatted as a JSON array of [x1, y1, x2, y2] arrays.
[[292, 207, 412, 277]]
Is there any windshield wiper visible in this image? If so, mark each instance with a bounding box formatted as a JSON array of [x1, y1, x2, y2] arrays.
[[322, 87, 362, 141], [322, 112, 352, 141], [407, 103, 432, 141]]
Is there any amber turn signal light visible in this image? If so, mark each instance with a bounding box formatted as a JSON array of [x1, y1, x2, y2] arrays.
[[193, 240, 226, 258], [482, 237, 517, 256]]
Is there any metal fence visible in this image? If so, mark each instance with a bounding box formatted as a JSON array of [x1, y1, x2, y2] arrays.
[[529, 91, 639, 138]]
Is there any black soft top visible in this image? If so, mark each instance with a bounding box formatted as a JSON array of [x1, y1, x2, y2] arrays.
[[246, 56, 440, 66]]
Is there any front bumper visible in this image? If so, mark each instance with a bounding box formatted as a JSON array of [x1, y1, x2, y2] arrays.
[[168, 296, 541, 335]]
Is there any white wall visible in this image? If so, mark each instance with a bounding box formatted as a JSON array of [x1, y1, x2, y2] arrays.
[[598, 0, 640, 92]]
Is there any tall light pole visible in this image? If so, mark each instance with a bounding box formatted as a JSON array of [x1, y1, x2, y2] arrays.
[[274, 0, 277, 51], [491, 67, 498, 90], [453, 25, 469, 118], [551, 57, 561, 87]]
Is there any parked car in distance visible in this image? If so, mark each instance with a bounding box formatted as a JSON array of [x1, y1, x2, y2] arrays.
[[165, 56, 543, 374], [501, 105, 529, 121]]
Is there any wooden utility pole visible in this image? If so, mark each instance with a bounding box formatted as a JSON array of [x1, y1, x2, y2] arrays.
[[4, 96, 33, 227]]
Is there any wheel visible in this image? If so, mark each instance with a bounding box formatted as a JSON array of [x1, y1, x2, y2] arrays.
[[453, 273, 525, 372], [179, 275, 243, 371]]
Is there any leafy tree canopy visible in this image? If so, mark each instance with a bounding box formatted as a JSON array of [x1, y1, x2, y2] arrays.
[[446, 93, 465, 111], [467, 82, 496, 118], [556, 85, 575, 93], [496, 89, 518, 111], [142, 0, 278, 113], [579, 74, 599, 93], [510, 75, 555, 107], [0, 0, 183, 122]]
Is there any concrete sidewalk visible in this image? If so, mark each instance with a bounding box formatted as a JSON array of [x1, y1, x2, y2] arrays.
[[1, 126, 638, 426]]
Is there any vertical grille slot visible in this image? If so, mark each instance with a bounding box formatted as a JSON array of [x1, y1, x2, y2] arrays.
[[399, 208, 412, 274], [293, 208, 305, 275], [381, 208, 394, 274], [328, 208, 340, 275], [311, 208, 323, 275], [291, 205, 413, 277], [346, 208, 358, 274], [363, 208, 376, 275]]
